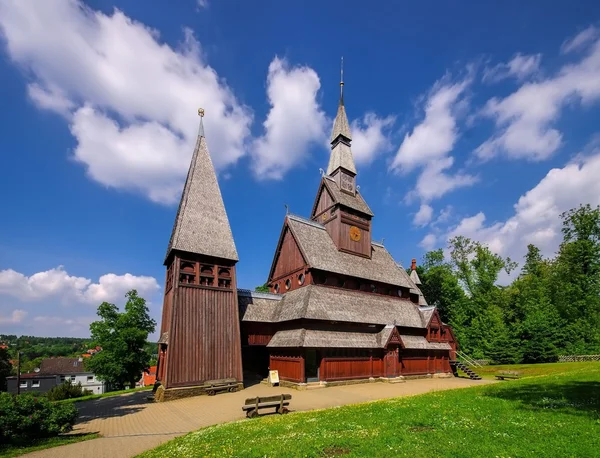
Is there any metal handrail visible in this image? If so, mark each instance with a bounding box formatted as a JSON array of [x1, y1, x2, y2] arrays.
[[456, 351, 482, 368]]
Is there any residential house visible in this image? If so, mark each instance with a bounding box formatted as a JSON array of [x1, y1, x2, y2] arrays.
[[7, 357, 106, 394]]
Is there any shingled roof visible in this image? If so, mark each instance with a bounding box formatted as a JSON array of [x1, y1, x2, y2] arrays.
[[241, 284, 428, 328], [238, 289, 282, 322], [322, 176, 373, 216], [266, 327, 450, 350], [165, 119, 238, 263], [287, 215, 411, 288]]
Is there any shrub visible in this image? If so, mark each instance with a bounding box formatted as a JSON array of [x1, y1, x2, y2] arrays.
[[0, 392, 78, 445], [46, 381, 93, 401]]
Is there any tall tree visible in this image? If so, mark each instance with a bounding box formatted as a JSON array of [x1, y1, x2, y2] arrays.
[[86, 290, 156, 390], [552, 204, 600, 352], [0, 348, 12, 392]]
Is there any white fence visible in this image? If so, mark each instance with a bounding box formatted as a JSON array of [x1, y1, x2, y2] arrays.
[[558, 354, 600, 362]]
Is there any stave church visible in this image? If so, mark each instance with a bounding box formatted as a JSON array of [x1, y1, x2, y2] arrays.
[[154, 79, 457, 399]]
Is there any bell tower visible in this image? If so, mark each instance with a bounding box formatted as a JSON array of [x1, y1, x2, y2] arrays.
[[311, 64, 374, 258], [156, 109, 243, 400]]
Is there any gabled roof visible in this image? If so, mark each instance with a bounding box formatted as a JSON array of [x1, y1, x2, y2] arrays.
[[287, 215, 410, 287], [322, 176, 373, 216], [397, 263, 428, 306], [241, 284, 427, 328], [165, 122, 238, 263], [410, 269, 422, 285], [39, 357, 89, 375], [419, 306, 436, 327]]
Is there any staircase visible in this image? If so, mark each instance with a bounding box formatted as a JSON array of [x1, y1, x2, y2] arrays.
[[451, 351, 482, 380], [450, 361, 481, 380]]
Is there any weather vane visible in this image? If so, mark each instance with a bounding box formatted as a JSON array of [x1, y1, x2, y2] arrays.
[[340, 56, 344, 98]]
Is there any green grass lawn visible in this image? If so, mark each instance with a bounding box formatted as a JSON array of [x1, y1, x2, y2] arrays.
[[138, 362, 600, 457], [0, 434, 100, 458], [473, 361, 598, 379], [55, 385, 153, 404]]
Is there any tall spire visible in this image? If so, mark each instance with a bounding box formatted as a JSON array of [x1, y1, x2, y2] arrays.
[[327, 60, 356, 175], [165, 109, 238, 264]]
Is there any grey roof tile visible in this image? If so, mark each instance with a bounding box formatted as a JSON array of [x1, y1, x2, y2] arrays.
[[287, 216, 411, 288], [323, 176, 373, 216], [327, 141, 357, 175], [399, 334, 451, 350], [165, 133, 238, 263]]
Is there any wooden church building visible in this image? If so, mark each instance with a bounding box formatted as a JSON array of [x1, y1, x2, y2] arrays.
[[156, 83, 457, 398]]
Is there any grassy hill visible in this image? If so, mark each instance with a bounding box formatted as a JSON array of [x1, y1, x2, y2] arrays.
[[138, 362, 600, 457]]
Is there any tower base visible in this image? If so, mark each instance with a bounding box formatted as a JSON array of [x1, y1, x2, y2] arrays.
[[154, 380, 244, 402]]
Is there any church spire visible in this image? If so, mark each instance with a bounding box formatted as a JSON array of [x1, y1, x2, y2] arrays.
[[165, 108, 238, 264], [327, 59, 357, 176]]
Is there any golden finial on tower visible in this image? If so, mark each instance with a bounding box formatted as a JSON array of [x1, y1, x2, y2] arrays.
[[197, 108, 205, 137]]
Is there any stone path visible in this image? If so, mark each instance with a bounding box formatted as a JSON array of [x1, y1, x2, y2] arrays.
[[25, 377, 493, 458]]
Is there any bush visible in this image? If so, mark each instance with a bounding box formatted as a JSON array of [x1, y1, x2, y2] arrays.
[[46, 381, 93, 401], [0, 392, 78, 445]]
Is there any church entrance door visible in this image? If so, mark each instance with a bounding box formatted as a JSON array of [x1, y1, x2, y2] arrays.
[[384, 346, 400, 377], [305, 349, 319, 382]]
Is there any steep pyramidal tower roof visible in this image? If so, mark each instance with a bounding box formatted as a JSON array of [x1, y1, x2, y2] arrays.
[[165, 111, 238, 264], [326, 64, 357, 176]]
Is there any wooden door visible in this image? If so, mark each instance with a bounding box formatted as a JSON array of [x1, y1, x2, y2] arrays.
[[384, 347, 399, 377]]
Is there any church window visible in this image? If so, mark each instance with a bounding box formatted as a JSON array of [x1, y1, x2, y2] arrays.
[[298, 273, 305, 285], [285, 279, 291, 290], [274, 283, 280, 293]]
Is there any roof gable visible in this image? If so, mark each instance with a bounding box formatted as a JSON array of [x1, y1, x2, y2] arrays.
[[267, 219, 309, 282], [287, 216, 410, 287]]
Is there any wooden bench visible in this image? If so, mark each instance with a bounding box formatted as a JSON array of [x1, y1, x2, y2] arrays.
[[495, 374, 520, 380], [204, 378, 239, 396], [242, 394, 292, 418]]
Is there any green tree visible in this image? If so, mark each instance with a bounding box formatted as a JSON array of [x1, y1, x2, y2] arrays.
[[255, 283, 270, 293], [86, 290, 156, 390], [0, 348, 12, 392], [551, 204, 600, 353]]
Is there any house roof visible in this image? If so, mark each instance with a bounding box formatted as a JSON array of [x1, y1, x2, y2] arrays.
[[238, 289, 282, 322], [287, 215, 411, 288], [397, 263, 428, 306], [330, 102, 352, 145], [267, 327, 450, 350], [241, 284, 429, 329], [327, 140, 356, 175], [39, 357, 89, 375], [322, 176, 373, 216], [165, 118, 238, 263], [399, 335, 452, 350]]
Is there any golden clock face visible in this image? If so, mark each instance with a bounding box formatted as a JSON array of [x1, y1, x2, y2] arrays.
[[349, 226, 361, 241]]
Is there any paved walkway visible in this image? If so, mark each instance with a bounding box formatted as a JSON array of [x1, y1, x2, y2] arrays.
[[26, 377, 493, 458]]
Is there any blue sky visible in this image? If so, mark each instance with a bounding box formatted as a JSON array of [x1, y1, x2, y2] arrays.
[[1, 0, 600, 338]]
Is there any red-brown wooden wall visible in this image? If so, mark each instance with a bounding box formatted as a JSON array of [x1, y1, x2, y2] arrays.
[[270, 355, 304, 383]]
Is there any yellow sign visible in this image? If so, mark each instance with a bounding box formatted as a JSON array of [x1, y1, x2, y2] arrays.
[[268, 370, 280, 386]]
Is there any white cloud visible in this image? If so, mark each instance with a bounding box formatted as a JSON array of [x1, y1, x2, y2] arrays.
[[483, 53, 542, 83], [197, 0, 209, 8], [350, 113, 395, 165], [251, 57, 327, 179], [0, 309, 28, 324], [476, 32, 600, 161], [419, 234, 437, 251], [0, 0, 252, 204], [0, 266, 159, 305], [447, 147, 600, 275], [561, 26, 599, 54], [391, 76, 477, 202], [413, 204, 434, 226]]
